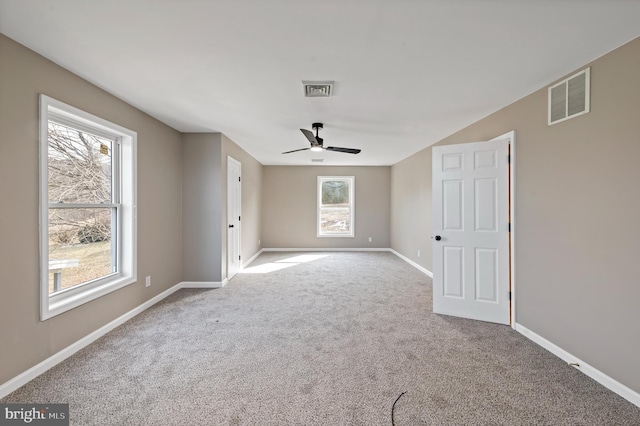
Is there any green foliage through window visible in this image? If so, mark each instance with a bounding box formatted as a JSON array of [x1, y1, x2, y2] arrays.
[[322, 180, 349, 205]]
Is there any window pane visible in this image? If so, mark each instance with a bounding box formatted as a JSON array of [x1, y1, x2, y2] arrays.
[[48, 208, 115, 294], [320, 206, 351, 233], [322, 180, 350, 205], [48, 121, 113, 204]]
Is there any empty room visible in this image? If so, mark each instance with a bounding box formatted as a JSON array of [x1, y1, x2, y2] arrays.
[[1, 1, 639, 425]]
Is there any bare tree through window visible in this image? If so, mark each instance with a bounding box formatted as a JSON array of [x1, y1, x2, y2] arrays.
[[47, 121, 115, 292]]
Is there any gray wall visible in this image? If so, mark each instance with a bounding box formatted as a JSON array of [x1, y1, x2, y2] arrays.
[[181, 133, 264, 282], [390, 149, 432, 269], [0, 34, 183, 384], [182, 133, 223, 282], [262, 166, 390, 248], [390, 37, 640, 393]]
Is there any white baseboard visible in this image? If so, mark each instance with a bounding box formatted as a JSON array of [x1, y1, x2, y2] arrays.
[[180, 280, 227, 289], [0, 282, 184, 399], [0, 279, 236, 398], [242, 249, 264, 268], [515, 323, 640, 408], [389, 249, 433, 277], [262, 247, 390, 252], [261, 247, 434, 278]]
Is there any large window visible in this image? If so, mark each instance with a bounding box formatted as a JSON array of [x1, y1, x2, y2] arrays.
[[39, 95, 137, 320], [317, 176, 354, 237]]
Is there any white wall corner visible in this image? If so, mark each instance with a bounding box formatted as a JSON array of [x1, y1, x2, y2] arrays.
[[515, 323, 640, 408]]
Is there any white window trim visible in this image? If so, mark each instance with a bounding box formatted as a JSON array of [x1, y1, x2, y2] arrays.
[[317, 176, 355, 238], [39, 95, 137, 320]]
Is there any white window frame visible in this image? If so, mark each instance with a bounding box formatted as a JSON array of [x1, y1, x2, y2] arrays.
[[39, 95, 137, 320], [317, 176, 355, 238]]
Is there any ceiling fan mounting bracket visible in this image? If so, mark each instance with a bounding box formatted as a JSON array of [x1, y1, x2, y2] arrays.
[[312, 122, 323, 130]]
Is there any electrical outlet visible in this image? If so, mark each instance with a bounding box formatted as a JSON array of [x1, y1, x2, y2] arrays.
[[145, 276, 151, 287], [418, 250, 421, 257], [368, 237, 372, 242]]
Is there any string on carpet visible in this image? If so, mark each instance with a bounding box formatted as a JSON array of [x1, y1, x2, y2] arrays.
[[391, 391, 406, 426]]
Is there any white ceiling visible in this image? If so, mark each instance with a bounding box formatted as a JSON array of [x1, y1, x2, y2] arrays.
[[1, 1, 639, 166]]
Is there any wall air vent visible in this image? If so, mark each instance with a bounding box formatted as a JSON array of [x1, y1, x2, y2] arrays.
[[303, 81, 334, 97], [548, 67, 590, 125]]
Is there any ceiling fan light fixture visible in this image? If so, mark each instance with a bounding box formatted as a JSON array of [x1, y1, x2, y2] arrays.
[[310, 146, 323, 152]]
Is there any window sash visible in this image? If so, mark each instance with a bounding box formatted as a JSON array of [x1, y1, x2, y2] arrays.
[[47, 205, 120, 294], [47, 119, 122, 292]]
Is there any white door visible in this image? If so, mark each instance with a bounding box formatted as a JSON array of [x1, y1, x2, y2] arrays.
[[432, 139, 510, 324], [227, 157, 241, 280]]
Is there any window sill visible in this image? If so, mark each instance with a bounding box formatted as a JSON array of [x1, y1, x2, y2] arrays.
[[42, 275, 136, 321]]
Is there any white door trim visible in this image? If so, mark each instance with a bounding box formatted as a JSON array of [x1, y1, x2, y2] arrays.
[[490, 130, 516, 328]]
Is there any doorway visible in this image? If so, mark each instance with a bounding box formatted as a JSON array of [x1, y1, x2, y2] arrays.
[[227, 156, 241, 280]]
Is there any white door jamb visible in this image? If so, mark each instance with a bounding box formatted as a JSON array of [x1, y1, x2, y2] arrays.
[[491, 130, 516, 329]]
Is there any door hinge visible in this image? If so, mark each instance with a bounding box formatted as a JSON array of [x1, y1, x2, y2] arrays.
[[239, 255, 241, 261], [239, 216, 241, 221], [507, 154, 510, 163], [509, 291, 512, 301], [238, 176, 241, 182], [508, 223, 511, 232]]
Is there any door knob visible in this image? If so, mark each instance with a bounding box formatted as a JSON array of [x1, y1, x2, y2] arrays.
[[229, 224, 234, 228], [434, 235, 441, 241]]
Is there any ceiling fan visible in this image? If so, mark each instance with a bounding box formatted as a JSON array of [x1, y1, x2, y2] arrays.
[[282, 123, 361, 155]]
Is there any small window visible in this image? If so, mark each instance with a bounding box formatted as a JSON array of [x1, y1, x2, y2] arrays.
[[317, 176, 354, 237], [40, 95, 137, 320]]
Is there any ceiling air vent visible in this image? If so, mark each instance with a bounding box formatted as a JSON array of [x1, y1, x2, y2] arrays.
[[303, 81, 334, 97], [548, 67, 590, 125]]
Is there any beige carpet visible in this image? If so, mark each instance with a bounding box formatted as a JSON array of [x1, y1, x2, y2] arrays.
[[3, 251, 639, 425]]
